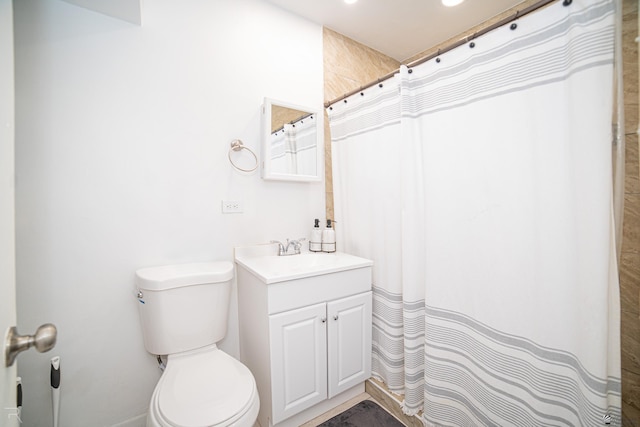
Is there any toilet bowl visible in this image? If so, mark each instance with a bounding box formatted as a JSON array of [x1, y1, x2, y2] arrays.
[[135, 262, 259, 427], [147, 346, 259, 427]]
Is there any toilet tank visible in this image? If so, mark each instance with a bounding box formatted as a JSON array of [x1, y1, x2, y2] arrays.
[[135, 261, 234, 355]]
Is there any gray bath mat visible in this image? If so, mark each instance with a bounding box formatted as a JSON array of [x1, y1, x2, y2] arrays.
[[318, 400, 405, 427]]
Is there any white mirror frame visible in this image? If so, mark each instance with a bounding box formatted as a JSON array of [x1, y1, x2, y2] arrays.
[[261, 97, 323, 182]]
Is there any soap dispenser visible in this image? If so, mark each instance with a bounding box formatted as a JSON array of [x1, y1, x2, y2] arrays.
[[310, 219, 322, 252], [321, 219, 336, 253]]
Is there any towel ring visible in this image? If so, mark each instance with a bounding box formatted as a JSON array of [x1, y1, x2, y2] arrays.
[[228, 139, 258, 172]]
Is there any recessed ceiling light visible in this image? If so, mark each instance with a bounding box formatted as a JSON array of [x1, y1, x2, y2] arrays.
[[442, 0, 464, 6], [344, 0, 358, 4]]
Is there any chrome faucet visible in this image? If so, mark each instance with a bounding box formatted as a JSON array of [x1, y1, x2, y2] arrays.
[[270, 238, 306, 256], [270, 240, 286, 255]]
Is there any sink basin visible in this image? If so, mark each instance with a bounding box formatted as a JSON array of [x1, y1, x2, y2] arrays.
[[234, 245, 372, 284]]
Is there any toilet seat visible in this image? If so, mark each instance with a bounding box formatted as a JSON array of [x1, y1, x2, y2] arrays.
[[149, 346, 259, 427]]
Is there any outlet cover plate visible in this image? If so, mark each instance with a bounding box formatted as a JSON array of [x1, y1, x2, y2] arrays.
[[222, 200, 243, 214]]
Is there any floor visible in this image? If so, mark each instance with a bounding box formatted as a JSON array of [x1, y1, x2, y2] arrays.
[[254, 393, 379, 427], [299, 392, 406, 427], [364, 379, 424, 427]]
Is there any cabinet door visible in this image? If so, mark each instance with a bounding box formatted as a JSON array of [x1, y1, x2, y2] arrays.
[[269, 302, 328, 424], [327, 291, 372, 398]]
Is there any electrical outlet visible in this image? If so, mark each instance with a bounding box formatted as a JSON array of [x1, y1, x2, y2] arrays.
[[221, 200, 243, 214]]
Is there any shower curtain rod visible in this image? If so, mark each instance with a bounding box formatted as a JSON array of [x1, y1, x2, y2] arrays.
[[272, 111, 316, 134], [324, 0, 562, 109]]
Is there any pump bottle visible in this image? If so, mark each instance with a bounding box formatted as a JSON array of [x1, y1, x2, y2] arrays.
[[309, 219, 322, 252], [321, 219, 336, 253]]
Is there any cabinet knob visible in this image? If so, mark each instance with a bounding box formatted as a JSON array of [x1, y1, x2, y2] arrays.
[[321, 317, 327, 323], [333, 315, 339, 321]]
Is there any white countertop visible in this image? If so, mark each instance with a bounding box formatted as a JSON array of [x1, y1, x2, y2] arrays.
[[234, 243, 373, 284]]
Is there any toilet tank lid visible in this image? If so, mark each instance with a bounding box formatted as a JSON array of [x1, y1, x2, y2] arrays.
[[135, 261, 234, 291]]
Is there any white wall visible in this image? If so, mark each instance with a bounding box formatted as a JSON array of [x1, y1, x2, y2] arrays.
[[13, 0, 324, 425]]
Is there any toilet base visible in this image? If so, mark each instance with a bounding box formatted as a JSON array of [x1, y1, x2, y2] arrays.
[[146, 347, 260, 427], [147, 390, 259, 427]]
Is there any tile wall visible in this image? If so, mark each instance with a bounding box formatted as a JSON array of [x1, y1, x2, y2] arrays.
[[621, 0, 640, 424]]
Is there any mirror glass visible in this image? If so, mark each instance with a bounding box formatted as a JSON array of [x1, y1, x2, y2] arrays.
[[261, 98, 322, 182]]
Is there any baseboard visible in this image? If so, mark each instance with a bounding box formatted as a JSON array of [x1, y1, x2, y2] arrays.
[[111, 413, 146, 427], [365, 379, 423, 427]]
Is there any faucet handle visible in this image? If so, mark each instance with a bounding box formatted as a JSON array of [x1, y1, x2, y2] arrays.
[[292, 238, 306, 253], [269, 240, 286, 256]]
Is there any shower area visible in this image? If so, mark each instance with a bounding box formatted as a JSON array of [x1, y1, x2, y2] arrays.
[[323, 0, 639, 425]]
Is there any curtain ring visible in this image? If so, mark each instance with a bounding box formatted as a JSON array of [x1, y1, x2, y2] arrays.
[[228, 139, 258, 172]]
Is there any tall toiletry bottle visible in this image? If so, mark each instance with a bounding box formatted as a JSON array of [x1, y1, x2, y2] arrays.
[[310, 219, 322, 252], [322, 219, 336, 253]]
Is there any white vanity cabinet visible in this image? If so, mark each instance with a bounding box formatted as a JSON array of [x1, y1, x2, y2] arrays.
[[270, 292, 372, 424], [326, 292, 373, 398], [269, 302, 328, 422], [235, 249, 373, 427]]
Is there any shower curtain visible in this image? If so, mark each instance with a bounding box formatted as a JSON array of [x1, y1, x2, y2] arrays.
[[328, 0, 621, 425], [270, 115, 318, 175]]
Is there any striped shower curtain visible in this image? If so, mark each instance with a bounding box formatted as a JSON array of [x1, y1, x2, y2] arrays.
[[328, 0, 621, 425], [269, 114, 317, 175]]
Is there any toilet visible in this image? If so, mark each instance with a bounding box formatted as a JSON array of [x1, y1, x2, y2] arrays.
[[135, 261, 259, 427]]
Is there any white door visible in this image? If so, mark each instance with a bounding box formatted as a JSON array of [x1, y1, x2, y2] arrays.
[[269, 302, 328, 425], [0, 0, 18, 425], [327, 291, 372, 399]]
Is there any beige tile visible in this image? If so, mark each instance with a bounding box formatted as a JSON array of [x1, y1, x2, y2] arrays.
[[325, 72, 362, 103], [625, 104, 639, 137], [624, 369, 640, 421], [623, 194, 640, 254], [617, 3, 639, 402], [323, 110, 333, 212], [325, 192, 334, 223], [623, 0, 639, 38], [623, 399, 640, 427], [622, 309, 640, 375], [324, 149, 332, 189], [324, 149, 333, 190], [323, 28, 399, 105], [622, 44, 637, 94], [622, 0, 639, 135], [620, 253, 640, 315], [623, 0, 638, 18], [324, 29, 398, 83], [626, 134, 640, 195]]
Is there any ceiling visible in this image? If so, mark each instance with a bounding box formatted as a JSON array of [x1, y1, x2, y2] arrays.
[[263, 0, 528, 62], [60, 0, 142, 25]]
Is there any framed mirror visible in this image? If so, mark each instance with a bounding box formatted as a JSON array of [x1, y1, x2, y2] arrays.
[[261, 98, 323, 182]]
